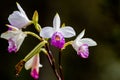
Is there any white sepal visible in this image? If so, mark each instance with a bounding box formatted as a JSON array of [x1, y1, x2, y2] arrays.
[[60, 26, 76, 38], [75, 29, 85, 41], [40, 27, 54, 38], [79, 38, 97, 46], [53, 13, 61, 30], [8, 3, 30, 29], [25, 55, 34, 70]]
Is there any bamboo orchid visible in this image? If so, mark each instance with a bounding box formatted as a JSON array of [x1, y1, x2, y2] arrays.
[[1, 25, 27, 53], [8, 2, 31, 29], [40, 13, 76, 49], [72, 29, 97, 58], [25, 54, 42, 79]]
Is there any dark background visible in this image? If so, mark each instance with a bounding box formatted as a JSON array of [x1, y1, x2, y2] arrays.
[[0, 0, 120, 80]]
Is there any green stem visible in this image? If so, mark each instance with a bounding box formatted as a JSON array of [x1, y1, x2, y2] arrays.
[[34, 23, 41, 32], [24, 31, 42, 41], [62, 41, 73, 50], [23, 40, 47, 62]]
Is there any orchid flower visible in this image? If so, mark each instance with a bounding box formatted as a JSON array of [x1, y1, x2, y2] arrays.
[[0, 25, 27, 53], [72, 29, 97, 58], [8, 2, 31, 29], [40, 13, 76, 49], [1, 3, 31, 53], [25, 54, 42, 79]]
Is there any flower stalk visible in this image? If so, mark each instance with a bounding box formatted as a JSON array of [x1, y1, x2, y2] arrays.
[[45, 43, 62, 80], [23, 40, 47, 62], [24, 31, 42, 41], [59, 49, 64, 80]]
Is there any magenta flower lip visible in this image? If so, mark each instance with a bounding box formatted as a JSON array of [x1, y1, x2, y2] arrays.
[[8, 39, 17, 53], [51, 32, 65, 49], [77, 44, 89, 58], [31, 68, 39, 79]]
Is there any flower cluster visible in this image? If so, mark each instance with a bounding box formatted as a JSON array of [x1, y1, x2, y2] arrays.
[[0, 3, 97, 80]]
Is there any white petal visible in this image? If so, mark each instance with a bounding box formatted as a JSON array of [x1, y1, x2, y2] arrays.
[[53, 13, 61, 30], [60, 26, 76, 38], [80, 38, 97, 46], [6, 24, 19, 31], [16, 2, 26, 16], [40, 27, 54, 38], [39, 64, 43, 68], [15, 31, 27, 51], [1, 30, 20, 40], [32, 54, 40, 68], [75, 29, 85, 41], [8, 11, 30, 29], [72, 40, 80, 52], [25, 55, 35, 70], [25, 54, 42, 70], [16, 3, 29, 22]]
